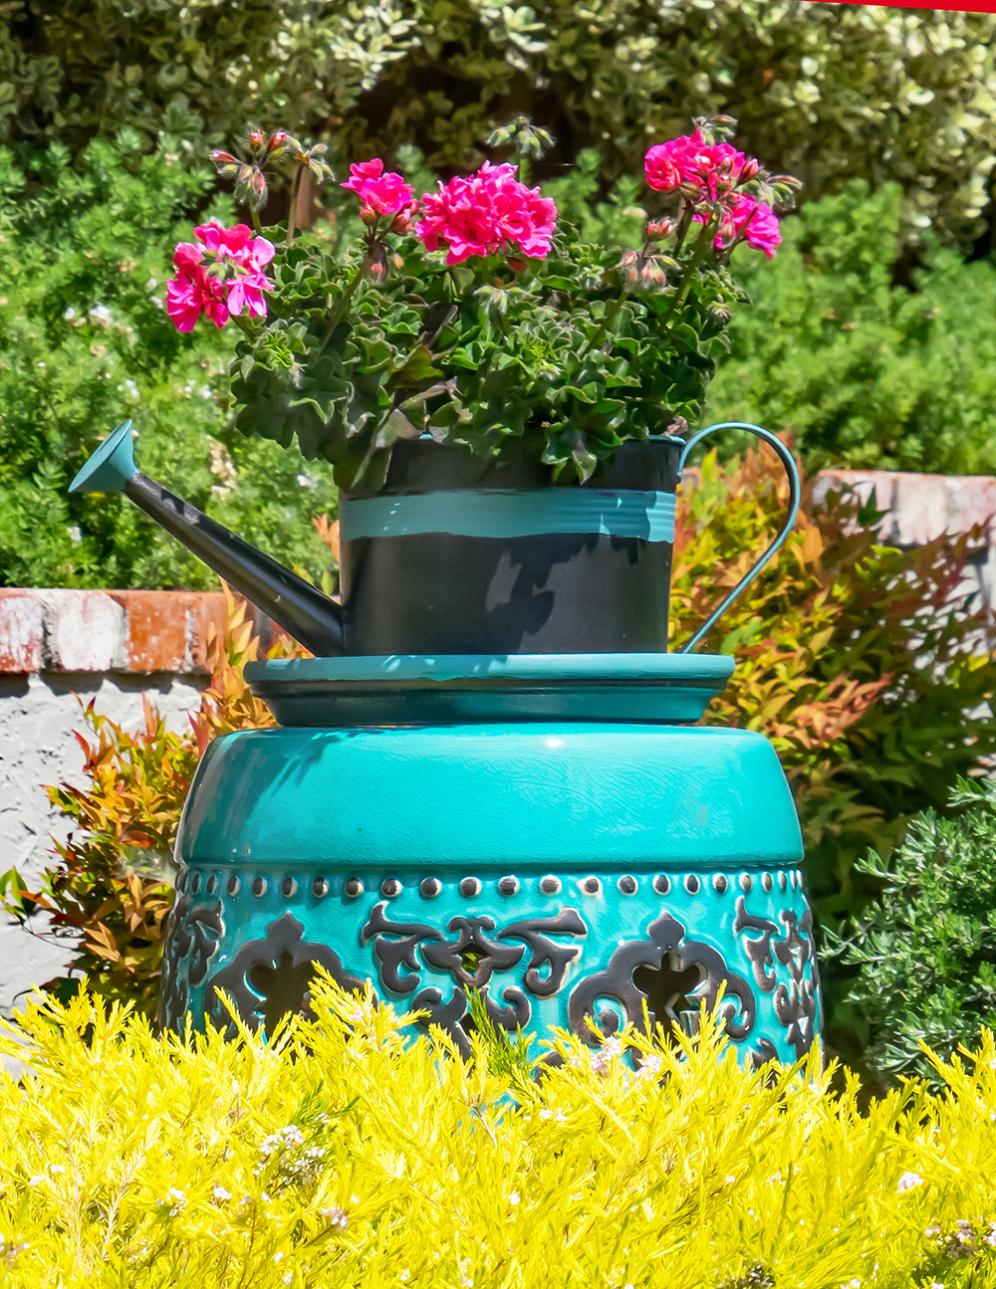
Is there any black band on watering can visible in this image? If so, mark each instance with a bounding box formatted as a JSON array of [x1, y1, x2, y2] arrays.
[[341, 488, 677, 543], [676, 421, 801, 654]]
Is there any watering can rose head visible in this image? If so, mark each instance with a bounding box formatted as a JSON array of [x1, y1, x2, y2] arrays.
[[163, 119, 798, 490]]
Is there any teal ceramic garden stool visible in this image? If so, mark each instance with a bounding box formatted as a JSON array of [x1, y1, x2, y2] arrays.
[[159, 653, 821, 1065]]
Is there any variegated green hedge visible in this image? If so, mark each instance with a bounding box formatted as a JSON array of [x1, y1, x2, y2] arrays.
[[4, 0, 995, 237]]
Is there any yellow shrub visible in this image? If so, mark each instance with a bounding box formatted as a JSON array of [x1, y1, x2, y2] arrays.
[[2, 986, 995, 1288]]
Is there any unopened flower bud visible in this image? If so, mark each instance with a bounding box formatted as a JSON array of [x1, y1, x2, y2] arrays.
[[391, 253, 404, 271], [210, 150, 238, 167], [360, 206, 378, 226], [267, 130, 288, 155], [391, 210, 413, 235], [369, 244, 389, 279], [247, 127, 266, 156], [738, 157, 760, 183], [646, 218, 675, 239], [640, 259, 667, 289], [251, 169, 267, 197]]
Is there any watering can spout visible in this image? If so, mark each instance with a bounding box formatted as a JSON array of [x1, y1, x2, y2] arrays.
[[69, 421, 345, 656]]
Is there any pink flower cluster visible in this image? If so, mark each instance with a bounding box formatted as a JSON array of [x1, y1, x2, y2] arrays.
[[644, 130, 780, 258], [644, 130, 748, 198], [697, 193, 782, 260], [166, 222, 275, 332], [341, 159, 417, 228], [416, 162, 557, 265]]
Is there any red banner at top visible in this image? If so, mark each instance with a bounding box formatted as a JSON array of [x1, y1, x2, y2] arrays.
[[803, 0, 996, 11]]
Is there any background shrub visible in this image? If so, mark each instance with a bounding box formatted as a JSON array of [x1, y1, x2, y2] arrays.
[[831, 778, 996, 1087], [705, 182, 996, 474], [2, 989, 996, 1288], [2, 3, 995, 240], [0, 132, 336, 589], [675, 450, 994, 912]]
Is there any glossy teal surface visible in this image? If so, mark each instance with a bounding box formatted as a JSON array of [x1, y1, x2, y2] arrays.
[[341, 488, 676, 541], [161, 656, 820, 1066], [177, 724, 801, 868], [245, 652, 736, 726]]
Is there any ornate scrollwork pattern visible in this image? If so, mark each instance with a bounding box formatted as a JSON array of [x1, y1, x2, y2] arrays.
[[361, 903, 587, 1055], [567, 911, 757, 1046], [734, 897, 820, 1059], [204, 913, 368, 1036], [158, 895, 225, 1031]]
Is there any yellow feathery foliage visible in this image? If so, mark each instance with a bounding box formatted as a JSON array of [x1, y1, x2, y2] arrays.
[[1, 983, 995, 1288]]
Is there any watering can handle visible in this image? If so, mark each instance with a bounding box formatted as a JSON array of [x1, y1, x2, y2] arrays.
[[675, 420, 801, 654]]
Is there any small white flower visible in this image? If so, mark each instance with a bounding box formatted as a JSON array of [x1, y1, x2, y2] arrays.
[[725, 1175, 737, 1186], [212, 1186, 232, 1203], [157, 1187, 187, 1217], [896, 1171, 924, 1194], [508, 1191, 520, 1206], [590, 1035, 623, 1075], [89, 304, 113, 325], [67, 525, 82, 544], [273, 1251, 284, 1263], [296, 473, 318, 490], [63, 306, 77, 321], [635, 1053, 663, 1081], [48, 1165, 65, 1176], [122, 379, 140, 400], [320, 1206, 348, 1230]]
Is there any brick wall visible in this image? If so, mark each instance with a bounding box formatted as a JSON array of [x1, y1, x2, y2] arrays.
[[0, 590, 229, 1012], [1, 470, 994, 1013]]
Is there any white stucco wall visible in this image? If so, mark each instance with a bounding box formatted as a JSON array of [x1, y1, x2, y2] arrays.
[[0, 672, 204, 1013]]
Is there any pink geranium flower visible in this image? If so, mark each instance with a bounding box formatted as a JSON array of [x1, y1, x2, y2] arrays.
[[165, 221, 275, 332], [645, 131, 750, 201], [416, 162, 557, 265], [341, 158, 417, 224], [696, 194, 782, 259]]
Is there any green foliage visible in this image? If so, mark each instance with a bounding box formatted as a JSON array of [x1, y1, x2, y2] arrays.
[[673, 449, 995, 928], [832, 779, 996, 1086], [707, 182, 996, 474], [3, 988, 996, 1286], [3, 2, 995, 239], [0, 132, 337, 589]]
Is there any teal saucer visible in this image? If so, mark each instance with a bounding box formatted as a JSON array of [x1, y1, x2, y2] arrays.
[[245, 652, 735, 727]]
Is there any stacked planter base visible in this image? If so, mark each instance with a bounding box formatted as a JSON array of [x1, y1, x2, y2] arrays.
[[160, 653, 821, 1065]]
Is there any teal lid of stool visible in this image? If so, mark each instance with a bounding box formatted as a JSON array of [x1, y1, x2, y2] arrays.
[[247, 652, 736, 726]]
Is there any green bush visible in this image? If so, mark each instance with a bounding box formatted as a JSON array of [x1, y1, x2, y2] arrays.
[[706, 181, 996, 475], [3, 2, 995, 237], [0, 132, 337, 589], [832, 778, 996, 1086]]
